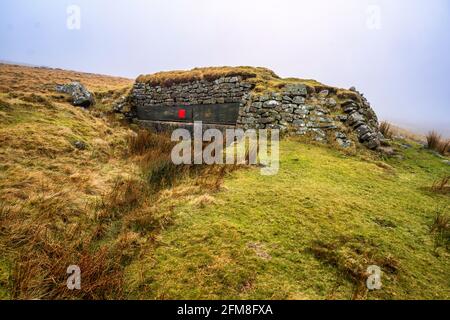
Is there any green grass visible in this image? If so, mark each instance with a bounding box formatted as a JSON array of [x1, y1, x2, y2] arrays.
[[124, 139, 450, 300]]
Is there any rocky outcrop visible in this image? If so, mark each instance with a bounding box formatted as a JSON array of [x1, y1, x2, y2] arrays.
[[56, 82, 95, 107], [128, 72, 383, 150]]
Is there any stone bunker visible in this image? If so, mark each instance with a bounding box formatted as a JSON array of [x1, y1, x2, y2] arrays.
[[128, 67, 383, 149]]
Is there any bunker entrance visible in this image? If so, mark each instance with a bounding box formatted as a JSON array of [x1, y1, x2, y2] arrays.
[[136, 103, 240, 125]]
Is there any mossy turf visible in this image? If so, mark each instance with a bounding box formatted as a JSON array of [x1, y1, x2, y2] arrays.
[[125, 140, 449, 300], [136, 66, 330, 94]]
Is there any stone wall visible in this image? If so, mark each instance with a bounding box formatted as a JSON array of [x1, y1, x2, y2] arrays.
[[128, 76, 383, 150], [130, 76, 252, 106]]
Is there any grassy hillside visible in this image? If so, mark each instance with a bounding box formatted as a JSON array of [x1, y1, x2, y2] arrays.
[[0, 64, 448, 300], [124, 140, 449, 300]]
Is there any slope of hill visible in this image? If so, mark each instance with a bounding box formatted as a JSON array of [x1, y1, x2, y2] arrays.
[[0, 64, 448, 300]]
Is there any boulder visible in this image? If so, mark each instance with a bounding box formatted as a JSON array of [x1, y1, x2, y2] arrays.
[[56, 82, 95, 107]]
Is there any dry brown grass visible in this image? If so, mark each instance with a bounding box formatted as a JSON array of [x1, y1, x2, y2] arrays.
[[136, 66, 326, 93], [437, 140, 450, 155], [128, 129, 174, 156], [137, 66, 263, 86], [432, 176, 450, 194], [379, 121, 393, 139], [427, 131, 442, 150], [430, 208, 450, 250], [0, 64, 158, 299], [427, 131, 450, 156], [0, 63, 132, 95]]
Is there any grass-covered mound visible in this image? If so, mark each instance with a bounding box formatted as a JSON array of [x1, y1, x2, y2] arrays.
[[136, 66, 334, 94]]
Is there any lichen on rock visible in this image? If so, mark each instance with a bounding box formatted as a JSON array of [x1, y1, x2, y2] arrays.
[[56, 82, 95, 108]]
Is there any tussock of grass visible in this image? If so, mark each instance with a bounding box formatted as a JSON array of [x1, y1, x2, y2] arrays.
[[427, 131, 449, 156], [432, 176, 450, 194], [128, 129, 174, 156], [379, 121, 393, 139], [430, 208, 450, 250]]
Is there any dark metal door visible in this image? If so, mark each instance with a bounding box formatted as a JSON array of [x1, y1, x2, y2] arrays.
[[136, 103, 240, 125], [193, 103, 240, 125], [136, 105, 193, 122]]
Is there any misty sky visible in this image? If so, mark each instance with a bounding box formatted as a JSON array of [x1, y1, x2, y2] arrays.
[[0, 0, 449, 135]]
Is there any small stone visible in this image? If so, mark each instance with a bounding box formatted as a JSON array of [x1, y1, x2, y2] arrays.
[[355, 125, 371, 138], [319, 90, 329, 97], [74, 141, 87, 150], [336, 138, 352, 148], [252, 102, 263, 109], [336, 115, 348, 122], [259, 95, 270, 102], [347, 112, 365, 126], [325, 98, 337, 108], [365, 138, 381, 150], [292, 96, 306, 104], [342, 101, 358, 113], [293, 119, 305, 126], [263, 100, 281, 108], [259, 117, 275, 124], [284, 84, 308, 96], [318, 117, 332, 123]]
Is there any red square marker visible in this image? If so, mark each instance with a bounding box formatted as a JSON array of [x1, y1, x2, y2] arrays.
[[178, 109, 186, 119]]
